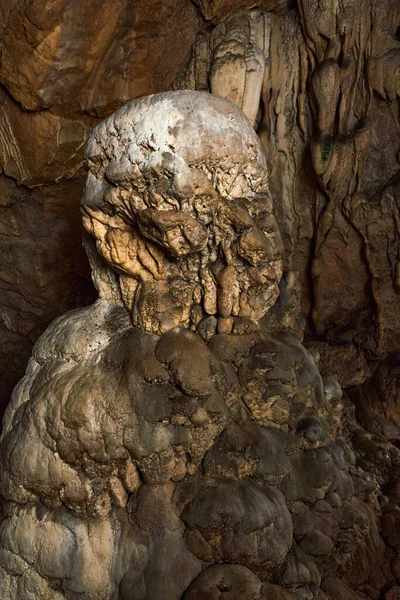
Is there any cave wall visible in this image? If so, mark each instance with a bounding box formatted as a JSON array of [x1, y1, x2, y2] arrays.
[[176, 0, 400, 379], [0, 0, 399, 420], [0, 2, 399, 597], [0, 0, 199, 412]]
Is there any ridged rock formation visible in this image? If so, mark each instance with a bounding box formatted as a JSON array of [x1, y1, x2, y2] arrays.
[[82, 92, 282, 334], [175, 1, 400, 361], [0, 90, 399, 600], [2, 0, 398, 429]]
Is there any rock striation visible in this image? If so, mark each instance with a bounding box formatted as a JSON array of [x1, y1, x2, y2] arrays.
[[176, 0, 400, 373], [0, 0, 398, 429]]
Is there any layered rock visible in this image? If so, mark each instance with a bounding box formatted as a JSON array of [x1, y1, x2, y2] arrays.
[[0, 0, 398, 427]]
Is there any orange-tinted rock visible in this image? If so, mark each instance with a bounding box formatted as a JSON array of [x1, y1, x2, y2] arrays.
[[0, 0, 198, 114], [0, 0, 199, 411], [0, 91, 91, 187]]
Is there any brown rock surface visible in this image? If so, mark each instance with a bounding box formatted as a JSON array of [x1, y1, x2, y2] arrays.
[[0, 91, 89, 187], [0, 0, 398, 424], [192, 0, 293, 22], [0, 0, 198, 114], [0, 0, 199, 412], [304, 342, 371, 388], [0, 0, 399, 597], [0, 174, 96, 414], [176, 0, 400, 359], [0, 90, 399, 600]]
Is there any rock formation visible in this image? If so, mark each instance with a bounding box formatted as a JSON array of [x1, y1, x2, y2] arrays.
[[0, 0, 399, 597], [0, 89, 399, 600], [81, 92, 282, 334], [176, 1, 400, 363], [2, 0, 398, 428], [0, 0, 199, 414]]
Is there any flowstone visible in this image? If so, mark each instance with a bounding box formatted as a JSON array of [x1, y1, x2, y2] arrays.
[[0, 91, 396, 599]]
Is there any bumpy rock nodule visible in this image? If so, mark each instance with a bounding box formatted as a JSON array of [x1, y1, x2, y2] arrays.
[[0, 91, 398, 599]]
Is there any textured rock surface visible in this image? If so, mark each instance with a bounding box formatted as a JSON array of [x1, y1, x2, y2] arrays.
[[0, 0, 198, 115], [0, 0, 199, 414], [0, 175, 96, 411], [0, 0, 399, 596], [82, 91, 282, 335], [176, 0, 400, 362], [1, 90, 399, 599], [0, 0, 398, 425]]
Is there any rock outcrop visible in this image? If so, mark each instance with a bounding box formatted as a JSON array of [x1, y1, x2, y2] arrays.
[[0, 0, 399, 597], [176, 1, 400, 364], [0, 0, 398, 421]]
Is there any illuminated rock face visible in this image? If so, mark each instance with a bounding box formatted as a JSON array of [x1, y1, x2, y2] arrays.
[[0, 2, 398, 508], [0, 90, 398, 600], [81, 91, 282, 336]]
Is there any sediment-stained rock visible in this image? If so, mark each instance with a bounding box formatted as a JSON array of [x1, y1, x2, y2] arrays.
[[0, 175, 96, 416]]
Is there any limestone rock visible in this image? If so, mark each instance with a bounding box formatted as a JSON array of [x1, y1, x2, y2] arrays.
[[0, 91, 89, 187], [182, 564, 262, 599], [304, 342, 371, 388], [1, 91, 398, 599], [176, 0, 400, 371], [0, 0, 398, 434], [0, 0, 200, 412], [82, 90, 282, 335], [192, 0, 294, 23], [0, 175, 95, 416]]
